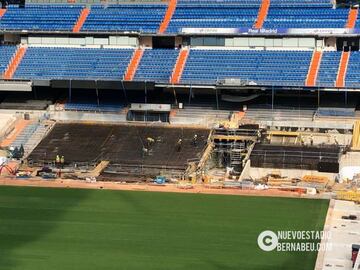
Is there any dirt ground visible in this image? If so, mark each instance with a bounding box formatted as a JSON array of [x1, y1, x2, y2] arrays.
[[0, 177, 308, 198]]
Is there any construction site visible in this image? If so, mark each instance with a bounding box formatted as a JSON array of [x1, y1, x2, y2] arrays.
[[0, 104, 358, 190], [1, 0, 360, 268]]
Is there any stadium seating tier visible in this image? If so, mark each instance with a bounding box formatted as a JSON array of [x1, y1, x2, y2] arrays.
[[81, 4, 167, 33], [0, 5, 83, 31], [0, 45, 358, 89], [0, 2, 355, 33], [13, 47, 134, 80], [134, 49, 179, 83], [181, 49, 313, 86], [0, 46, 17, 75]]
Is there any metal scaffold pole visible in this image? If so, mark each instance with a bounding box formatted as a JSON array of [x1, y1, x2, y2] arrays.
[[215, 88, 219, 110], [121, 80, 128, 105], [68, 79, 72, 103], [188, 85, 192, 105], [95, 80, 100, 106]]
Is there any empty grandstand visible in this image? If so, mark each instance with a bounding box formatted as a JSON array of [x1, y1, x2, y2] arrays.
[[1, 1, 360, 270]]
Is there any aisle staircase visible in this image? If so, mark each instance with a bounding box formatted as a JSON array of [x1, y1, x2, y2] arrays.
[[3, 45, 27, 80], [346, 8, 358, 28], [170, 48, 189, 84], [306, 50, 322, 87], [124, 48, 144, 81], [336, 51, 350, 88], [158, 0, 177, 34], [73, 7, 90, 33], [254, 0, 270, 29]]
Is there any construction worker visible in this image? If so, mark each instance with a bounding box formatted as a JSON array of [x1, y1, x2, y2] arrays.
[[60, 156, 65, 168], [192, 134, 198, 147], [146, 137, 155, 148], [55, 155, 60, 167], [19, 144, 24, 158], [176, 139, 182, 152], [310, 135, 314, 146], [300, 137, 305, 146], [142, 147, 148, 157]]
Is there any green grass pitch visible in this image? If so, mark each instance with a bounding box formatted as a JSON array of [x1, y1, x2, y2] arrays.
[[0, 186, 328, 270]]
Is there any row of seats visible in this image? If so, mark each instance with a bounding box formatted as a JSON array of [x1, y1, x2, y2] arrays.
[[14, 47, 133, 80], [268, 0, 332, 7], [264, 7, 349, 29], [0, 46, 17, 74], [167, 5, 259, 33], [81, 4, 167, 33], [1, 45, 359, 88], [317, 51, 341, 87], [0, 5, 83, 31], [181, 49, 312, 86], [64, 103, 125, 112], [178, 0, 331, 7], [345, 51, 360, 88], [0, 4, 354, 33], [134, 49, 179, 82]]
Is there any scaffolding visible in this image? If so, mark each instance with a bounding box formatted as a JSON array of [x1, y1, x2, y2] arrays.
[[213, 140, 252, 174]]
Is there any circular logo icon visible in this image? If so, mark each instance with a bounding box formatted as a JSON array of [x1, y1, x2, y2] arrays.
[[257, 230, 278, 252]]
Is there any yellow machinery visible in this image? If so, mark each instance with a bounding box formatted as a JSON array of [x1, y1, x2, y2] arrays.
[[337, 190, 360, 203], [352, 120, 360, 150]]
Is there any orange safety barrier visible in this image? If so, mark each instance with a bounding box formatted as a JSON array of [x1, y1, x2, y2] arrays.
[[305, 50, 322, 87], [254, 0, 270, 29], [3, 46, 27, 80], [73, 8, 90, 33], [346, 8, 358, 28], [336, 51, 350, 88], [170, 48, 189, 84], [158, 0, 177, 34], [124, 49, 144, 81]]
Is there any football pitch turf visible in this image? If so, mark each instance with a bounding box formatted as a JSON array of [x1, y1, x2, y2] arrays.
[[0, 186, 329, 270]]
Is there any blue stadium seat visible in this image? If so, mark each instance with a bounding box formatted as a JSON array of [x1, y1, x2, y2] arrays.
[[64, 102, 124, 113], [345, 51, 360, 88], [270, 0, 332, 7], [181, 49, 312, 86], [167, 4, 259, 33], [178, 0, 261, 6], [0, 4, 83, 31], [264, 7, 349, 29], [134, 49, 179, 83], [13, 47, 134, 80], [0, 45, 17, 74], [317, 51, 341, 87], [0, 2, 351, 32], [7, 46, 349, 88], [81, 4, 167, 33], [178, 0, 331, 6]]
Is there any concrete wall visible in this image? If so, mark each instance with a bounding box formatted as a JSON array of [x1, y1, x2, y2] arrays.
[[222, 37, 316, 49], [23, 36, 138, 47], [50, 111, 127, 123], [248, 166, 337, 181]]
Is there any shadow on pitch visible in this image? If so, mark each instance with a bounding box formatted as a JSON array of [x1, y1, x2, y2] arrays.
[[0, 186, 89, 270]]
